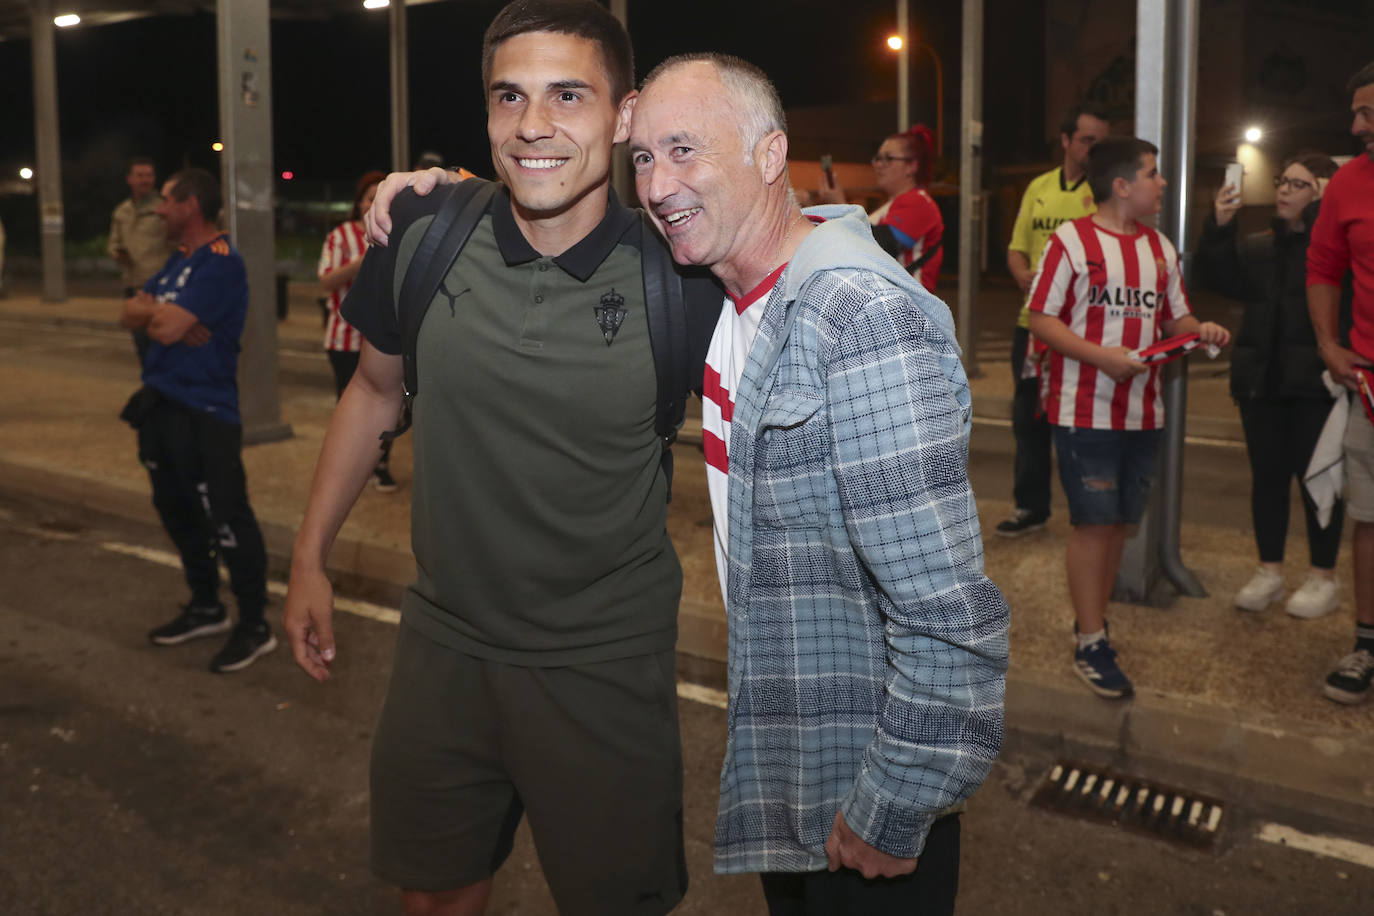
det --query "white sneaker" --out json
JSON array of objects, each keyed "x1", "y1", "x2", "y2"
[
  {"x1": 1284, "y1": 573, "x2": 1340, "y2": 619},
  {"x1": 1235, "y1": 566, "x2": 1283, "y2": 612}
]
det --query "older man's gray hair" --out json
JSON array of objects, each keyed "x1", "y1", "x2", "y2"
[{"x1": 642, "y1": 52, "x2": 787, "y2": 159}]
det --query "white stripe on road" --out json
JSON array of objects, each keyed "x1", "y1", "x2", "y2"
[
  {"x1": 98, "y1": 539, "x2": 726, "y2": 707},
  {"x1": 677, "y1": 681, "x2": 728, "y2": 709},
  {"x1": 1257, "y1": 822, "x2": 1374, "y2": 870},
  {"x1": 99, "y1": 541, "x2": 399, "y2": 623}
]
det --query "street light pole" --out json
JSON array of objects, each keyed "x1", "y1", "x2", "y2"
[
  {"x1": 389, "y1": 0, "x2": 409, "y2": 172},
  {"x1": 891, "y1": 1, "x2": 943, "y2": 158},
  {"x1": 897, "y1": 0, "x2": 910, "y2": 132},
  {"x1": 916, "y1": 41, "x2": 944, "y2": 159}
]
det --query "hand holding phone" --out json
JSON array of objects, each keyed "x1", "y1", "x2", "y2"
[{"x1": 1223, "y1": 161, "x2": 1243, "y2": 197}]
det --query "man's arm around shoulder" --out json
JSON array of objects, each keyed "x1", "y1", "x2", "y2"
[{"x1": 285, "y1": 342, "x2": 404, "y2": 681}]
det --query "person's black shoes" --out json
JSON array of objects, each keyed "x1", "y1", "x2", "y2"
[
  {"x1": 994, "y1": 508, "x2": 1049, "y2": 538},
  {"x1": 373, "y1": 465, "x2": 398, "y2": 493},
  {"x1": 148, "y1": 603, "x2": 232, "y2": 645},
  {"x1": 209, "y1": 622, "x2": 278, "y2": 674}
]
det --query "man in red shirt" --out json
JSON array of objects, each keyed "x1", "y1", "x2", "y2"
[{"x1": 1307, "y1": 61, "x2": 1374, "y2": 705}]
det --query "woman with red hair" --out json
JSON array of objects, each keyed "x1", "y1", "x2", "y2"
[{"x1": 818, "y1": 124, "x2": 945, "y2": 292}]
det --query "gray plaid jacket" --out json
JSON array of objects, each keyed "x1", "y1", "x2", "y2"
[{"x1": 714, "y1": 208, "x2": 1009, "y2": 874}]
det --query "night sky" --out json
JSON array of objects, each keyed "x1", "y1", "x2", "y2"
[{"x1": 1, "y1": 0, "x2": 969, "y2": 249}]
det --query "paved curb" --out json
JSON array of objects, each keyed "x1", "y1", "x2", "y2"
[
  {"x1": 1, "y1": 308, "x2": 1246, "y2": 441},
  {"x1": 5, "y1": 454, "x2": 1368, "y2": 819},
  {"x1": 1005, "y1": 668, "x2": 1374, "y2": 822}
]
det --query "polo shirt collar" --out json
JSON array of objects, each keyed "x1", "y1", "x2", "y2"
[{"x1": 490, "y1": 183, "x2": 639, "y2": 282}]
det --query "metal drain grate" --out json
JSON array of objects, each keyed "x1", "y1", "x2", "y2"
[{"x1": 1030, "y1": 760, "x2": 1224, "y2": 850}]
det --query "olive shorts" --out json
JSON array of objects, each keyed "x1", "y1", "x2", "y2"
[{"x1": 370, "y1": 623, "x2": 687, "y2": 915}]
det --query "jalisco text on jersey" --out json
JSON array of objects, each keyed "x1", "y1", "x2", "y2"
[{"x1": 1086, "y1": 285, "x2": 1160, "y2": 309}]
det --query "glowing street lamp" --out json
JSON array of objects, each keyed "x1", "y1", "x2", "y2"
[
  {"x1": 19, "y1": 167, "x2": 34, "y2": 180},
  {"x1": 363, "y1": 0, "x2": 389, "y2": 9},
  {"x1": 53, "y1": 13, "x2": 80, "y2": 28},
  {"x1": 1244, "y1": 126, "x2": 1262, "y2": 143},
  {"x1": 887, "y1": 35, "x2": 903, "y2": 51},
  {"x1": 211, "y1": 141, "x2": 225, "y2": 152}
]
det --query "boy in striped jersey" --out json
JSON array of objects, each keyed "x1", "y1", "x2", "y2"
[{"x1": 1027, "y1": 137, "x2": 1230, "y2": 698}]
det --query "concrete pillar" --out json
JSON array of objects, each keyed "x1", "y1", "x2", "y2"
[
  {"x1": 30, "y1": 0, "x2": 66, "y2": 302},
  {"x1": 955, "y1": 0, "x2": 983, "y2": 375},
  {"x1": 1117, "y1": 0, "x2": 1204, "y2": 602},
  {"x1": 217, "y1": 0, "x2": 291, "y2": 444},
  {"x1": 390, "y1": 0, "x2": 409, "y2": 172}
]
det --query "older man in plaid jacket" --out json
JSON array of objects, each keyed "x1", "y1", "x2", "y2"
[{"x1": 632, "y1": 54, "x2": 1010, "y2": 914}]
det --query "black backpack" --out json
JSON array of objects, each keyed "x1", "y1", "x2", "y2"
[{"x1": 381, "y1": 177, "x2": 691, "y2": 497}]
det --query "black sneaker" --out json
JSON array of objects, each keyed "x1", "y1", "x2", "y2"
[
  {"x1": 372, "y1": 465, "x2": 398, "y2": 493},
  {"x1": 209, "y1": 623, "x2": 278, "y2": 674},
  {"x1": 149, "y1": 603, "x2": 231, "y2": 646},
  {"x1": 1323, "y1": 649, "x2": 1374, "y2": 705},
  {"x1": 995, "y1": 508, "x2": 1049, "y2": 538}
]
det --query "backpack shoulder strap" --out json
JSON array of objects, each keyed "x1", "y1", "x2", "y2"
[
  {"x1": 907, "y1": 237, "x2": 942, "y2": 274},
  {"x1": 639, "y1": 212, "x2": 689, "y2": 499},
  {"x1": 383, "y1": 177, "x2": 498, "y2": 440}
]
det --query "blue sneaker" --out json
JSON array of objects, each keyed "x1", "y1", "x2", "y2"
[{"x1": 1073, "y1": 632, "x2": 1134, "y2": 699}]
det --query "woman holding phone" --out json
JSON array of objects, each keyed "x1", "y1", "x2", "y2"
[
  {"x1": 1196, "y1": 151, "x2": 1347, "y2": 617},
  {"x1": 815, "y1": 124, "x2": 944, "y2": 292}
]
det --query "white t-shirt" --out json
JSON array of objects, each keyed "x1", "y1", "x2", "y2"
[{"x1": 702, "y1": 263, "x2": 788, "y2": 602}]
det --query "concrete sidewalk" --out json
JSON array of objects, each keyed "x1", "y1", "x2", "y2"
[{"x1": 2, "y1": 286, "x2": 1370, "y2": 830}]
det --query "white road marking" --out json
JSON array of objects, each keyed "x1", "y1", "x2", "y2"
[
  {"x1": 12, "y1": 524, "x2": 79, "y2": 541},
  {"x1": 100, "y1": 540, "x2": 402, "y2": 624},
  {"x1": 676, "y1": 681, "x2": 728, "y2": 709},
  {"x1": 97, "y1": 539, "x2": 726, "y2": 707},
  {"x1": 1257, "y1": 823, "x2": 1374, "y2": 870}
]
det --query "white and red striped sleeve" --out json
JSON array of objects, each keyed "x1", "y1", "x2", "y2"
[
  {"x1": 1154, "y1": 232, "x2": 1191, "y2": 322},
  {"x1": 1026, "y1": 230, "x2": 1075, "y2": 319}
]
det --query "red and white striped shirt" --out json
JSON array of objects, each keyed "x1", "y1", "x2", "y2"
[
  {"x1": 703, "y1": 263, "x2": 787, "y2": 602},
  {"x1": 318, "y1": 220, "x2": 368, "y2": 352},
  {"x1": 1028, "y1": 216, "x2": 1191, "y2": 430}
]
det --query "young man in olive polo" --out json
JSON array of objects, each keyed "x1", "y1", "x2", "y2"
[{"x1": 282, "y1": 2, "x2": 717, "y2": 913}]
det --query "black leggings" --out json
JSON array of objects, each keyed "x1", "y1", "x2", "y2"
[{"x1": 1237, "y1": 396, "x2": 1344, "y2": 568}]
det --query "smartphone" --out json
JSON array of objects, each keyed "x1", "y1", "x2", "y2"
[
  {"x1": 820, "y1": 154, "x2": 835, "y2": 189},
  {"x1": 1223, "y1": 161, "x2": 1243, "y2": 197}
]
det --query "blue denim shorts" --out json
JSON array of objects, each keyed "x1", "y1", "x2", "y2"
[{"x1": 1053, "y1": 427, "x2": 1164, "y2": 526}]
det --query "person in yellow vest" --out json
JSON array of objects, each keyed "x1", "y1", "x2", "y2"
[{"x1": 997, "y1": 102, "x2": 1110, "y2": 537}]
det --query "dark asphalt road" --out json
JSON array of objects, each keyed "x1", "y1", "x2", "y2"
[{"x1": 4, "y1": 492, "x2": 1374, "y2": 915}]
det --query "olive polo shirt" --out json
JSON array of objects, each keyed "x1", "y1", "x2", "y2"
[{"x1": 343, "y1": 185, "x2": 720, "y2": 666}]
